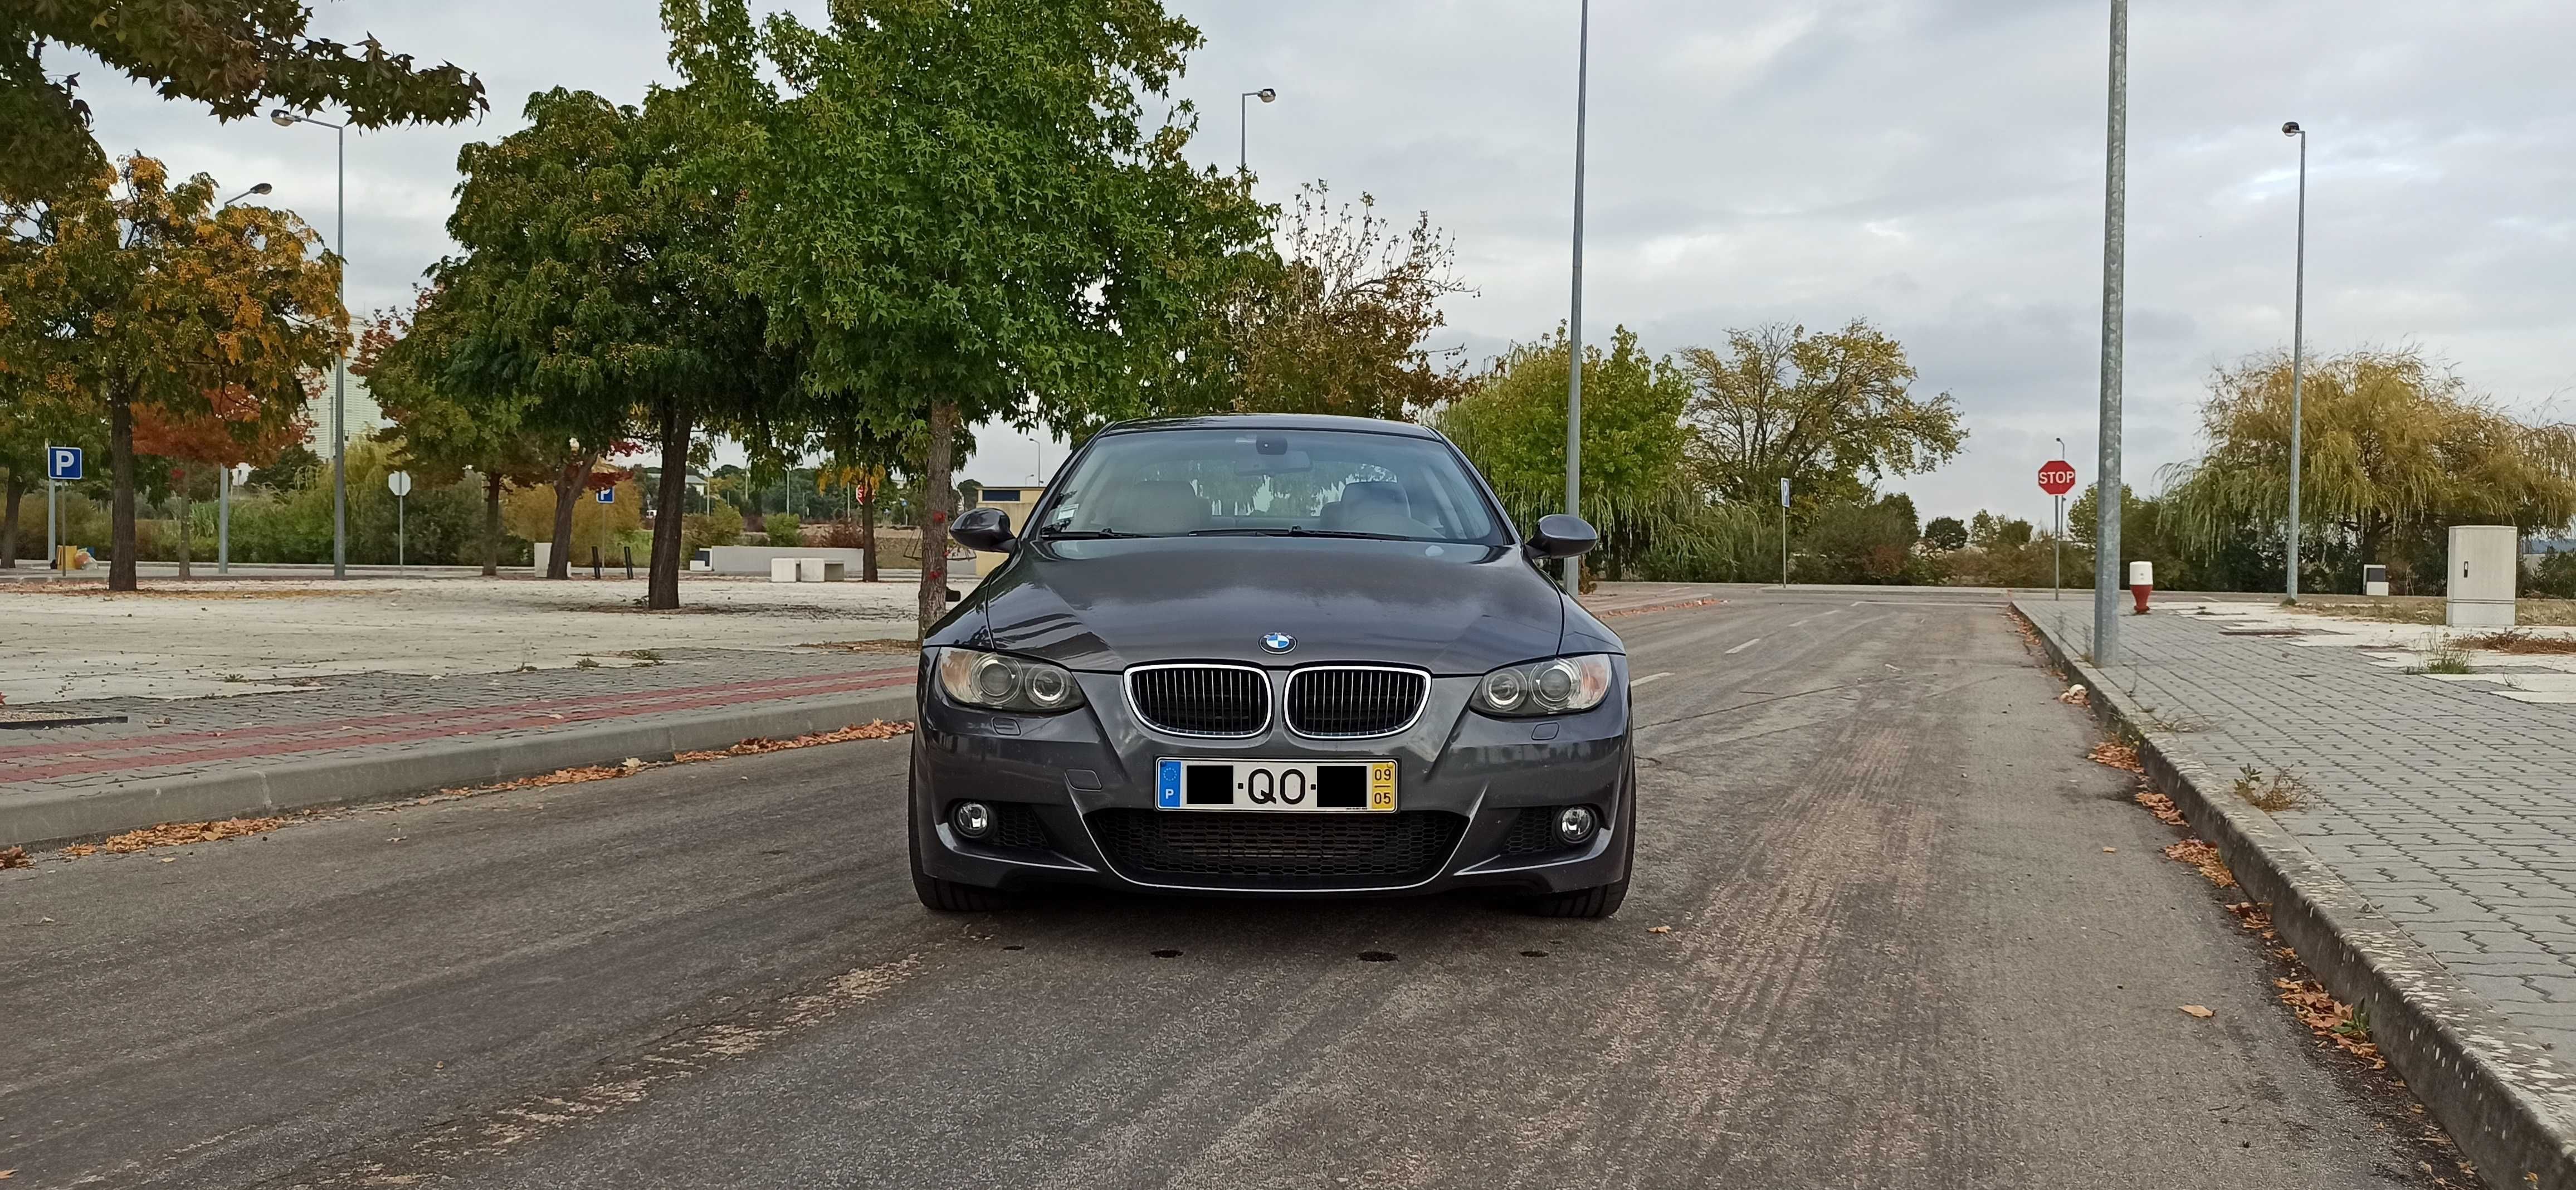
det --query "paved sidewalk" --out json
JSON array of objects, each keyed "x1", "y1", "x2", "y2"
[{"x1": 2020, "y1": 597, "x2": 2576, "y2": 1184}]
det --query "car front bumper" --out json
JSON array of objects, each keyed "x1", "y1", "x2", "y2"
[{"x1": 909, "y1": 660, "x2": 1633, "y2": 898}]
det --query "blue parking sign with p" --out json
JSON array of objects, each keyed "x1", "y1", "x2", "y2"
[
  {"x1": 47, "y1": 446, "x2": 82, "y2": 481},
  {"x1": 594, "y1": 487, "x2": 614, "y2": 504}
]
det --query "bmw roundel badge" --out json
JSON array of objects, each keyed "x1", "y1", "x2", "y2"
[{"x1": 1261, "y1": 632, "x2": 1296, "y2": 653}]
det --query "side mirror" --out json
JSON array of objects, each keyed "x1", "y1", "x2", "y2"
[
  {"x1": 1524, "y1": 513, "x2": 1598, "y2": 560},
  {"x1": 952, "y1": 506, "x2": 1016, "y2": 553}
]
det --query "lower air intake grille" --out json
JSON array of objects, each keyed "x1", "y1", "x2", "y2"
[
  {"x1": 1087, "y1": 809, "x2": 1466, "y2": 888},
  {"x1": 987, "y1": 802, "x2": 1052, "y2": 852},
  {"x1": 1500, "y1": 807, "x2": 1565, "y2": 855}
]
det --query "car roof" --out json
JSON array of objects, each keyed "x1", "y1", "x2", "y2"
[{"x1": 1096, "y1": 413, "x2": 1444, "y2": 440}]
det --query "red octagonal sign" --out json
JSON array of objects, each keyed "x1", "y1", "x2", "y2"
[{"x1": 2037, "y1": 460, "x2": 2078, "y2": 496}]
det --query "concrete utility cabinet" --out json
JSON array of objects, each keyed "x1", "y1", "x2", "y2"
[
  {"x1": 2364, "y1": 564, "x2": 2390, "y2": 597},
  {"x1": 2447, "y1": 525, "x2": 2519, "y2": 628}
]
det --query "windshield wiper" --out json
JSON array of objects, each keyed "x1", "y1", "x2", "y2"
[
  {"x1": 1189, "y1": 526, "x2": 1408, "y2": 542},
  {"x1": 1037, "y1": 526, "x2": 1150, "y2": 540}
]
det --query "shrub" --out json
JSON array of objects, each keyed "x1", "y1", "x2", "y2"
[
  {"x1": 765, "y1": 514, "x2": 802, "y2": 547},
  {"x1": 682, "y1": 504, "x2": 744, "y2": 551}
]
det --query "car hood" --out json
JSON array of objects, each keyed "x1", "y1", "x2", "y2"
[{"x1": 963, "y1": 537, "x2": 1573, "y2": 674}]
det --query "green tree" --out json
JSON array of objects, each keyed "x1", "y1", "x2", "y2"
[
  {"x1": 4, "y1": 0, "x2": 484, "y2": 202},
  {"x1": 1795, "y1": 492, "x2": 1920, "y2": 584},
  {"x1": 0, "y1": 155, "x2": 342, "y2": 589},
  {"x1": 1436, "y1": 325, "x2": 1690, "y2": 580},
  {"x1": 2161, "y1": 348, "x2": 2576, "y2": 594},
  {"x1": 1922, "y1": 515, "x2": 1968, "y2": 552},
  {"x1": 731, "y1": 0, "x2": 1269, "y2": 632},
  {"x1": 0, "y1": 387, "x2": 99, "y2": 565},
  {"x1": 358, "y1": 289, "x2": 552, "y2": 576},
  {"x1": 1680, "y1": 320, "x2": 1965, "y2": 510}
]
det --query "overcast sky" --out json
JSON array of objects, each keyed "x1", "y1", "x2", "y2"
[{"x1": 52, "y1": 0, "x2": 2576, "y2": 524}]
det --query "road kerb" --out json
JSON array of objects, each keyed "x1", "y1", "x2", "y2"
[
  {"x1": 2, "y1": 685, "x2": 915, "y2": 850},
  {"x1": 2013, "y1": 601, "x2": 2576, "y2": 1189}
]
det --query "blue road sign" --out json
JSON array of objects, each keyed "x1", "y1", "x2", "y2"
[
  {"x1": 594, "y1": 487, "x2": 614, "y2": 504},
  {"x1": 47, "y1": 446, "x2": 82, "y2": 481}
]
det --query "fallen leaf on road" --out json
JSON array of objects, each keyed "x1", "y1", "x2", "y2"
[
  {"x1": 60, "y1": 816, "x2": 289, "y2": 859},
  {"x1": 2089, "y1": 742, "x2": 2143, "y2": 772},
  {"x1": 2057, "y1": 684, "x2": 2090, "y2": 706},
  {"x1": 2275, "y1": 977, "x2": 2384, "y2": 1066},
  {"x1": 1647, "y1": 925, "x2": 1673, "y2": 934},
  {"x1": 2163, "y1": 838, "x2": 2238, "y2": 887},
  {"x1": 0, "y1": 847, "x2": 30, "y2": 869},
  {"x1": 2102, "y1": 846, "x2": 2118, "y2": 854},
  {"x1": 621, "y1": 757, "x2": 646, "y2": 772},
  {"x1": 158, "y1": 856, "x2": 176, "y2": 864},
  {"x1": 2180, "y1": 1004, "x2": 2214, "y2": 1018},
  {"x1": 2135, "y1": 788, "x2": 2187, "y2": 826}
]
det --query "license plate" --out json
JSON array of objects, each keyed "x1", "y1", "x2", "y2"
[{"x1": 1155, "y1": 759, "x2": 1397, "y2": 812}]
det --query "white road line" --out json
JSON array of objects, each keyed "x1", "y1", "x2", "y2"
[
  {"x1": 1724, "y1": 637, "x2": 1763, "y2": 655},
  {"x1": 1788, "y1": 607, "x2": 1848, "y2": 628},
  {"x1": 1630, "y1": 671, "x2": 1674, "y2": 687}
]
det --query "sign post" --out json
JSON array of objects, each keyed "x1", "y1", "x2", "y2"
[
  {"x1": 387, "y1": 471, "x2": 414, "y2": 568},
  {"x1": 2038, "y1": 458, "x2": 2079, "y2": 601},
  {"x1": 45, "y1": 446, "x2": 82, "y2": 572},
  {"x1": 1779, "y1": 477, "x2": 1791, "y2": 588}
]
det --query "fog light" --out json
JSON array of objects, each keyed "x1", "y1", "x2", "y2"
[
  {"x1": 952, "y1": 801, "x2": 994, "y2": 840},
  {"x1": 1553, "y1": 805, "x2": 1599, "y2": 846}
]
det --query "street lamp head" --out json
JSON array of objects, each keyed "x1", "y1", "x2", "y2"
[
  {"x1": 248, "y1": 182, "x2": 273, "y2": 196},
  {"x1": 270, "y1": 109, "x2": 300, "y2": 127},
  {"x1": 1257, "y1": 87, "x2": 1277, "y2": 103},
  {"x1": 2281, "y1": 120, "x2": 2302, "y2": 136}
]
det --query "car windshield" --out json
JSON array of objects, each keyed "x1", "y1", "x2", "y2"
[{"x1": 1036, "y1": 427, "x2": 1506, "y2": 545}]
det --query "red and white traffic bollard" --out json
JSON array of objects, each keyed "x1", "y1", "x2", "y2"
[{"x1": 2129, "y1": 559, "x2": 2154, "y2": 614}]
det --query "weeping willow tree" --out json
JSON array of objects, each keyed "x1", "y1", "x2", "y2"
[
  {"x1": 2160, "y1": 348, "x2": 2576, "y2": 591},
  {"x1": 1434, "y1": 325, "x2": 1771, "y2": 580}
]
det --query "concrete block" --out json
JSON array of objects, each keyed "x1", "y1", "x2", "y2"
[{"x1": 770, "y1": 558, "x2": 799, "y2": 583}]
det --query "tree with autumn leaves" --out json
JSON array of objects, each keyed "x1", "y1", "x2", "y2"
[{"x1": 0, "y1": 154, "x2": 342, "y2": 589}]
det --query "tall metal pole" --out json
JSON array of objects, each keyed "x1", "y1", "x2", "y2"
[
  {"x1": 1560, "y1": 0, "x2": 1591, "y2": 596},
  {"x1": 2285, "y1": 123, "x2": 2309, "y2": 602},
  {"x1": 2091, "y1": 0, "x2": 2128, "y2": 663},
  {"x1": 331, "y1": 120, "x2": 348, "y2": 579},
  {"x1": 218, "y1": 465, "x2": 231, "y2": 574},
  {"x1": 1238, "y1": 89, "x2": 1275, "y2": 174},
  {"x1": 46, "y1": 476, "x2": 57, "y2": 570}
]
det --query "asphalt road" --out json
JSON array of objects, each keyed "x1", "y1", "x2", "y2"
[{"x1": 0, "y1": 589, "x2": 2446, "y2": 1188}]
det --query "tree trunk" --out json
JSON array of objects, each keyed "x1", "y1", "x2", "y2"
[
  {"x1": 1, "y1": 472, "x2": 23, "y2": 568},
  {"x1": 174, "y1": 472, "x2": 192, "y2": 580},
  {"x1": 547, "y1": 452, "x2": 596, "y2": 580},
  {"x1": 649, "y1": 402, "x2": 694, "y2": 611},
  {"x1": 915, "y1": 401, "x2": 957, "y2": 637},
  {"x1": 860, "y1": 484, "x2": 878, "y2": 583},
  {"x1": 110, "y1": 392, "x2": 138, "y2": 592},
  {"x1": 483, "y1": 471, "x2": 504, "y2": 577}
]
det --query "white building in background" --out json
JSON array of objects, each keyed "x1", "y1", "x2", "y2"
[{"x1": 304, "y1": 370, "x2": 387, "y2": 452}]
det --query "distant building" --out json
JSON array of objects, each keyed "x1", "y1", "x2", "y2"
[{"x1": 304, "y1": 369, "x2": 387, "y2": 452}]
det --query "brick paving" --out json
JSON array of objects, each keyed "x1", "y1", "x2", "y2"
[
  {"x1": 0, "y1": 647, "x2": 913, "y2": 803},
  {"x1": 2019, "y1": 598, "x2": 2576, "y2": 1054}
]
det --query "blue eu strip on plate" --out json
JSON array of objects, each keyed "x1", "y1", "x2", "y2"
[{"x1": 1157, "y1": 759, "x2": 1183, "y2": 808}]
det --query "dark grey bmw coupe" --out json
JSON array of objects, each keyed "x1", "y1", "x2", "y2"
[{"x1": 909, "y1": 413, "x2": 1633, "y2": 917}]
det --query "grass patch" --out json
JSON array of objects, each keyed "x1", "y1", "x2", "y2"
[
  {"x1": 2409, "y1": 637, "x2": 2474, "y2": 675},
  {"x1": 2300, "y1": 594, "x2": 2576, "y2": 627},
  {"x1": 2456, "y1": 627, "x2": 2576, "y2": 655},
  {"x1": 2231, "y1": 764, "x2": 2312, "y2": 812}
]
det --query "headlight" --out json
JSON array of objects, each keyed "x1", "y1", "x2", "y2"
[
  {"x1": 935, "y1": 647, "x2": 1086, "y2": 713},
  {"x1": 1471, "y1": 654, "x2": 1616, "y2": 716}
]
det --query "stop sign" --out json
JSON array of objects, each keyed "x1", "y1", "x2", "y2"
[{"x1": 2037, "y1": 460, "x2": 2077, "y2": 496}]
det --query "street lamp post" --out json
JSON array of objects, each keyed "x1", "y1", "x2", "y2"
[
  {"x1": 216, "y1": 183, "x2": 270, "y2": 577},
  {"x1": 2283, "y1": 120, "x2": 2309, "y2": 602},
  {"x1": 270, "y1": 109, "x2": 348, "y2": 579},
  {"x1": 1561, "y1": 0, "x2": 1591, "y2": 597},
  {"x1": 1238, "y1": 88, "x2": 1276, "y2": 173},
  {"x1": 2091, "y1": 0, "x2": 2129, "y2": 664}
]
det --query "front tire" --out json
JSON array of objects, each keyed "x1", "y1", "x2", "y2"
[
  {"x1": 1521, "y1": 763, "x2": 1636, "y2": 919},
  {"x1": 909, "y1": 757, "x2": 1012, "y2": 913}
]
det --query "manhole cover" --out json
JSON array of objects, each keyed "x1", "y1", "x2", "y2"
[{"x1": 0, "y1": 706, "x2": 130, "y2": 730}]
